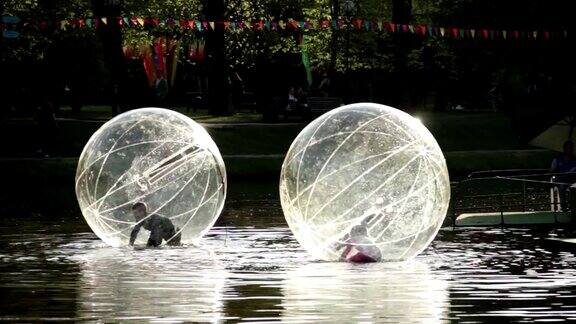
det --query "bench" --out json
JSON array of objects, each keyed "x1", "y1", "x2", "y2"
[{"x1": 307, "y1": 97, "x2": 344, "y2": 115}]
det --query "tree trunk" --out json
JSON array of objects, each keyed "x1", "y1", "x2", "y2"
[
  {"x1": 203, "y1": 0, "x2": 232, "y2": 116},
  {"x1": 391, "y1": 0, "x2": 413, "y2": 108},
  {"x1": 328, "y1": 0, "x2": 340, "y2": 75},
  {"x1": 392, "y1": 0, "x2": 412, "y2": 24},
  {"x1": 91, "y1": 0, "x2": 126, "y2": 113}
]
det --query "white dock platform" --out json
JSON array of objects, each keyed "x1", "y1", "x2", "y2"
[{"x1": 455, "y1": 211, "x2": 572, "y2": 226}]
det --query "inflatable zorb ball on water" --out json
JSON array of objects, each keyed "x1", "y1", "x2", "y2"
[
  {"x1": 279, "y1": 103, "x2": 450, "y2": 261},
  {"x1": 75, "y1": 108, "x2": 226, "y2": 247}
]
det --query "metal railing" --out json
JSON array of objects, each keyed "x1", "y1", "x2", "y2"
[{"x1": 451, "y1": 170, "x2": 575, "y2": 228}]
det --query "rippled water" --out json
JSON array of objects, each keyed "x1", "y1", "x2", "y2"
[{"x1": 1, "y1": 185, "x2": 576, "y2": 322}]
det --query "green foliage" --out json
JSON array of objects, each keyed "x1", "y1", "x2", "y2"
[{"x1": 3, "y1": 0, "x2": 564, "y2": 97}]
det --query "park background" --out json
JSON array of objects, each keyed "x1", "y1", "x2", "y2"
[{"x1": 1, "y1": 0, "x2": 575, "y2": 215}]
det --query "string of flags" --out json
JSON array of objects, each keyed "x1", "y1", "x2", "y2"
[{"x1": 2, "y1": 15, "x2": 569, "y2": 41}]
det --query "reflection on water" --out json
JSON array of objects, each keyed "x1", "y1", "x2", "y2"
[
  {"x1": 71, "y1": 244, "x2": 227, "y2": 322},
  {"x1": 1, "y1": 187, "x2": 576, "y2": 322},
  {"x1": 282, "y1": 262, "x2": 449, "y2": 323}
]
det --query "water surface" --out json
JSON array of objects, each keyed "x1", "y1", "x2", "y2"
[{"x1": 1, "y1": 184, "x2": 576, "y2": 323}]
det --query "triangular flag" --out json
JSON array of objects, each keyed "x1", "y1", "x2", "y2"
[
  {"x1": 482, "y1": 29, "x2": 489, "y2": 39},
  {"x1": 408, "y1": 25, "x2": 414, "y2": 33},
  {"x1": 543, "y1": 31, "x2": 550, "y2": 40},
  {"x1": 244, "y1": 21, "x2": 251, "y2": 29},
  {"x1": 364, "y1": 21, "x2": 370, "y2": 31},
  {"x1": 489, "y1": 30, "x2": 495, "y2": 39},
  {"x1": 123, "y1": 17, "x2": 130, "y2": 26},
  {"x1": 230, "y1": 22, "x2": 236, "y2": 30},
  {"x1": 353, "y1": 19, "x2": 362, "y2": 29},
  {"x1": 279, "y1": 20, "x2": 285, "y2": 29},
  {"x1": 60, "y1": 20, "x2": 69, "y2": 30},
  {"x1": 298, "y1": 21, "x2": 305, "y2": 28},
  {"x1": 137, "y1": 18, "x2": 144, "y2": 26},
  {"x1": 196, "y1": 21, "x2": 202, "y2": 30},
  {"x1": 402, "y1": 24, "x2": 409, "y2": 33},
  {"x1": 428, "y1": 26, "x2": 434, "y2": 35},
  {"x1": 389, "y1": 23, "x2": 396, "y2": 33},
  {"x1": 563, "y1": 30, "x2": 568, "y2": 38},
  {"x1": 419, "y1": 25, "x2": 426, "y2": 35},
  {"x1": 264, "y1": 21, "x2": 270, "y2": 30},
  {"x1": 101, "y1": 17, "x2": 107, "y2": 25},
  {"x1": 439, "y1": 27, "x2": 445, "y2": 36},
  {"x1": 224, "y1": 21, "x2": 230, "y2": 30},
  {"x1": 502, "y1": 30, "x2": 507, "y2": 39},
  {"x1": 86, "y1": 18, "x2": 93, "y2": 28},
  {"x1": 202, "y1": 21, "x2": 208, "y2": 30},
  {"x1": 532, "y1": 31, "x2": 538, "y2": 39},
  {"x1": 452, "y1": 28, "x2": 458, "y2": 38},
  {"x1": 459, "y1": 29, "x2": 465, "y2": 38},
  {"x1": 470, "y1": 29, "x2": 476, "y2": 38},
  {"x1": 209, "y1": 21, "x2": 215, "y2": 30},
  {"x1": 271, "y1": 21, "x2": 278, "y2": 30}
]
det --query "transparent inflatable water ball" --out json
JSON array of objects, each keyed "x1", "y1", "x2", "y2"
[
  {"x1": 75, "y1": 108, "x2": 226, "y2": 247},
  {"x1": 280, "y1": 103, "x2": 450, "y2": 262}
]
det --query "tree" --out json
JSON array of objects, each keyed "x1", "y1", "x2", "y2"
[{"x1": 203, "y1": 0, "x2": 232, "y2": 116}]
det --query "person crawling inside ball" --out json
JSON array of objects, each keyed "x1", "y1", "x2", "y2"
[
  {"x1": 129, "y1": 202, "x2": 182, "y2": 247},
  {"x1": 338, "y1": 222, "x2": 382, "y2": 263}
]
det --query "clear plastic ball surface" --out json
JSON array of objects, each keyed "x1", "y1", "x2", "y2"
[
  {"x1": 279, "y1": 103, "x2": 450, "y2": 262},
  {"x1": 75, "y1": 108, "x2": 226, "y2": 247}
]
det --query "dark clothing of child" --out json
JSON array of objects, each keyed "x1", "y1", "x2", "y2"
[{"x1": 130, "y1": 214, "x2": 181, "y2": 247}]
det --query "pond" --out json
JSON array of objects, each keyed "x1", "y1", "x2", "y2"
[{"x1": 1, "y1": 182, "x2": 576, "y2": 322}]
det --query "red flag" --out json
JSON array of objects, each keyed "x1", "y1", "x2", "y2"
[
  {"x1": 155, "y1": 38, "x2": 166, "y2": 78},
  {"x1": 387, "y1": 22, "x2": 395, "y2": 32},
  {"x1": 420, "y1": 25, "x2": 427, "y2": 35},
  {"x1": 452, "y1": 28, "x2": 458, "y2": 38},
  {"x1": 141, "y1": 46, "x2": 156, "y2": 87},
  {"x1": 482, "y1": 29, "x2": 489, "y2": 39},
  {"x1": 544, "y1": 31, "x2": 550, "y2": 40}
]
